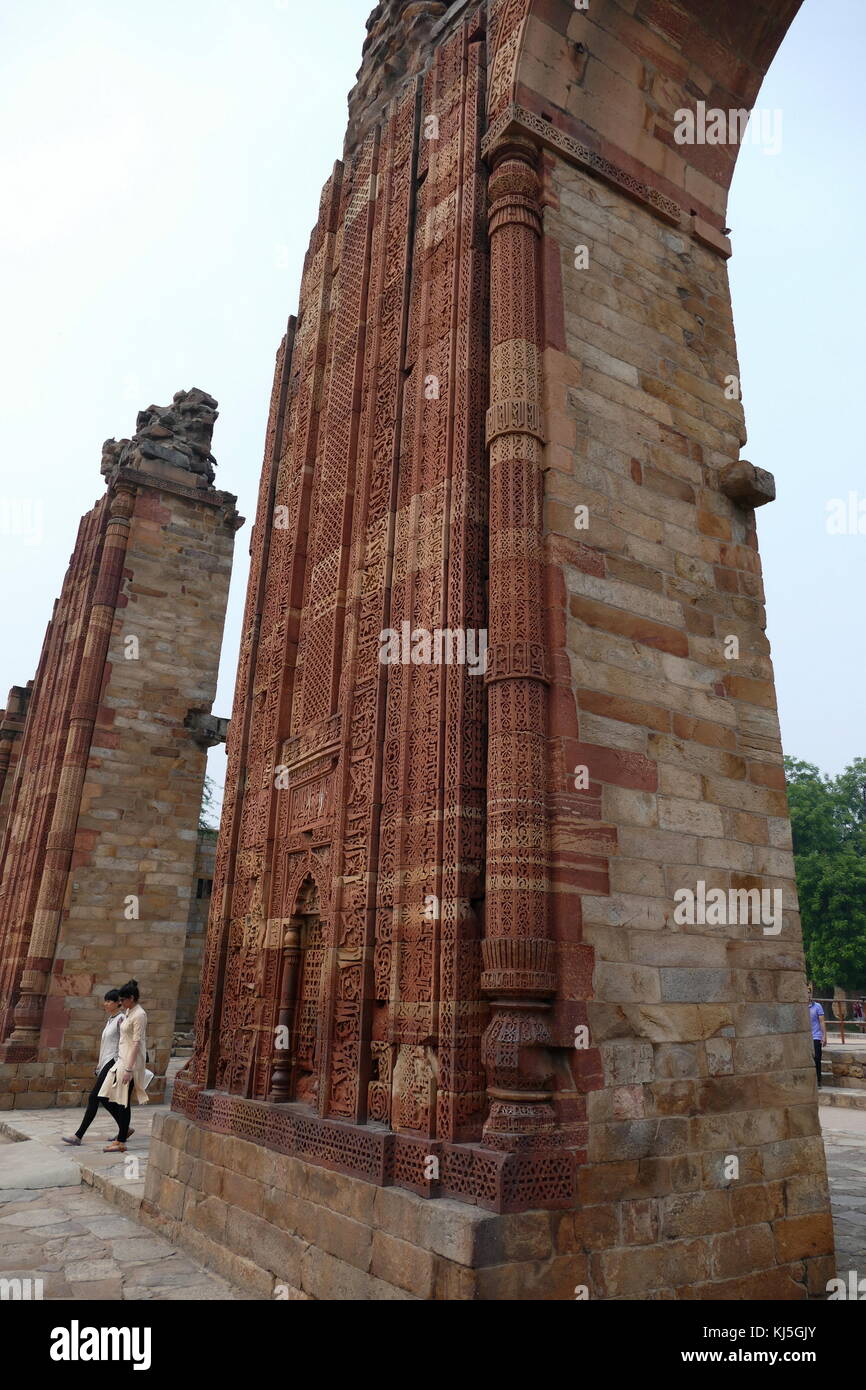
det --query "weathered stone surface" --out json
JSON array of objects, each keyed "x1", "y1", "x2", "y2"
[
  {"x1": 102, "y1": 388, "x2": 220, "y2": 486},
  {"x1": 719, "y1": 460, "x2": 777, "y2": 509},
  {"x1": 0, "y1": 1140, "x2": 81, "y2": 1191},
  {"x1": 140, "y1": 0, "x2": 832, "y2": 1300},
  {"x1": 0, "y1": 396, "x2": 240, "y2": 1106}
]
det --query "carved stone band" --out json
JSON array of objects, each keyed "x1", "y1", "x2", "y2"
[
  {"x1": 483, "y1": 103, "x2": 684, "y2": 228},
  {"x1": 488, "y1": 196, "x2": 543, "y2": 238},
  {"x1": 481, "y1": 937, "x2": 556, "y2": 997},
  {"x1": 485, "y1": 399, "x2": 545, "y2": 447},
  {"x1": 484, "y1": 640, "x2": 548, "y2": 684}
]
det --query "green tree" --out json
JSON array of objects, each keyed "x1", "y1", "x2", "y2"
[
  {"x1": 199, "y1": 774, "x2": 220, "y2": 837},
  {"x1": 785, "y1": 756, "x2": 866, "y2": 992}
]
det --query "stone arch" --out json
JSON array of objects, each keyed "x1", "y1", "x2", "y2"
[
  {"x1": 267, "y1": 870, "x2": 327, "y2": 1106},
  {"x1": 489, "y1": 0, "x2": 803, "y2": 241}
]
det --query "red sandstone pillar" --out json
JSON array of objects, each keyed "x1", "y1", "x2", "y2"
[
  {"x1": 7, "y1": 484, "x2": 135, "y2": 1051},
  {"x1": 481, "y1": 138, "x2": 557, "y2": 1148},
  {"x1": 0, "y1": 737, "x2": 12, "y2": 811}
]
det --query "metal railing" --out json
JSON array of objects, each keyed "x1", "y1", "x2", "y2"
[{"x1": 813, "y1": 997, "x2": 866, "y2": 1044}]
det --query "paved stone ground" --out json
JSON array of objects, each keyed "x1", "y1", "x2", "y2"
[
  {"x1": 0, "y1": 1062, "x2": 253, "y2": 1301},
  {"x1": 820, "y1": 1107, "x2": 866, "y2": 1279},
  {"x1": 0, "y1": 1181, "x2": 251, "y2": 1300}
]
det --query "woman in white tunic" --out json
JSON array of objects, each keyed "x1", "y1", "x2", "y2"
[
  {"x1": 98, "y1": 979, "x2": 148, "y2": 1152},
  {"x1": 61, "y1": 989, "x2": 124, "y2": 1146}
]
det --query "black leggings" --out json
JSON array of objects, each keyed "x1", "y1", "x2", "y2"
[
  {"x1": 814, "y1": 1040, "x2": 823, "y2": 1088},
  {"x1": 99, "y1": 1080, "x2": 134, "y2": 1141},
  {"x1": 75, "y1": 1060, "x2": 116, "y2": 1139}
]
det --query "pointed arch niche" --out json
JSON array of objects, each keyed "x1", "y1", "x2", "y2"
[{"x1": 268, "y1": 875, "x2": 325, "y2": 1106}]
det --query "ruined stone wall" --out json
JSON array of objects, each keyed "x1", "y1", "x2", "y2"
[
  {"x1": 0, "y1": 503, "x2": 110, "y2": 1046},
  {"x1": 176, "y1": 832, "x2": 217, "y2": 1038},
  {"x1": 540, "y1": 156, "x2": 828, "y2": 1299},
  {"x1": 149, "y1": 0, "x2": 833, "y2": 1299},
  {"x1": 0, "y1": 392, "x2": 240, "y2": 1109},
  {"x1": 0, "y1": 687, "x2": 31, "y2": 845},
  {"x1": 44, "y1": 481, "x2": 237, "y2": 1097}
]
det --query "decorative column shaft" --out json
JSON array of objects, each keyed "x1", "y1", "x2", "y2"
[
  {"x1": 8, "y1": 484, "x2": 135, "y2": 1050},
  {"x1": 0, "y1": 737, "x2": 13, "y2": 809},
  {"x1": 481, "y1": 139, "x2": 556, "y2": 1148},
  {"x1": 267, "y1": 922, "x2": 302, "y2": 1102}
]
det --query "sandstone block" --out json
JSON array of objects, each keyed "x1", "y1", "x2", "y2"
[
  {"x1": 371, "y1": 1230, "x2": 436, "y2": 1298},
  {"x1": 719, "y1": 460, "x2": 775, "y2": 509},
  {"x1": 661, "y1": 1191, "x2": 732, "y2": 1240},
  {"x1": 774, "y1": 1213, "x2": 835, "y2": 1264}
]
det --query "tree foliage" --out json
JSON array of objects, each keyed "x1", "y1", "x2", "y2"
[
  {"x1": 785, "y1": 756, "x2": 866, "y2": 991},
  {"x1": 199, "y1": 774, "x2": 220, "y2": 837}
]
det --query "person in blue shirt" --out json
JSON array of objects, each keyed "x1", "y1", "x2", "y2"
[{"x1": 808, "y1": 985, "x2": 827, "y2": 1088}]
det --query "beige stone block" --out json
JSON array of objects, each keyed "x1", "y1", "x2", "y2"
[
  {"x1": 300, "y1": 1245, "x2": 414, "y2": 1301},
  {"x1": 371, "y1": 1230, "x2": 436, "y2": 1299},
  {"x1": 593, "y1": 1243, "x2": 665, "y2": 1297},
  {"x1": 565, "y1": 564, "x2": 682, "y2": 627},
  {"x1": 602, "y1": 787, "x2": 659, "y2": 829},
  {"x1": 432, "y1": 1260, "x2": 477, "y2": 1301},
  {"x1": 187, "y1": 1193, "x2": 228, "y2": 1245},
  {"x1": 658, "y1": 765, "x2": 702, "y2": 799},
  {"x1": 783, "y1": 1173, "x2": 830, "y2": 1218},
  {"x1": 695, "y1": 836, "x2": 753, "y2": 872},
  {"x1": 608, "y1": 858, "x2": 666, "y2": 897},
  {"x1": 618, "y1": 826, "x2": 697, "y2": 864},
  {"x1": 596, "y1": 962, "x2": 660, "y2": 1004},
  {"x1": 729, "y1": 1182, "x2": 785, "y2": 1228},
  {"x1": 471, "y1": 1210, "x2": 554, "y2": 1268},
  {"x1": 14, "y1": 1092, "x2": 54, "y2": 1109},
  {"x1": 622, "y1": 1003, "x2": 733, "y2": 1043},
  {"x1": 474, "y1": 1253, "x2": 584, "y2": 1301},
  {"x1": 767, "y1": 816, "x2": 793, "y2": 850},
  {"x1": 222, "y1": 1170, "x2": 264, "y2": 1218},
  {"x1": 659, "y1": 796, "x2": 724, "y2": 837},
  {"x1": 627, "y1": 930, "x2": 726, "y2": 968},
  {"x1": 774, "y1": 1213, "x2": 835, "y2": 1264},
  {"x1": 661, "y1": 1235, "x2": 715, "y2": 1290},
  {"x1": 601, "y1": 1040, "x2": 655, "y2": 1087},
  {"x1": 155, "y1": 1174, "x2": 186, "y2": 1220},
  {"x1": 661, "y1": 1190, "x2": 732, "y2": 1240},
  {"x1": 583, "y1": 893, "x2": 664, "y2": 931}
]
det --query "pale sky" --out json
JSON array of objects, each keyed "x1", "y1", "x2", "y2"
[{"x1": 0, "y1": 0, "x2": 863, "y2": 817}]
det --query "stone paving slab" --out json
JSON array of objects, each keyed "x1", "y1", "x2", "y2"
[
  {"x1": 0, "y1": 1099, "x2": 162, "y2": 1207},
  {"x1": 0, "y1": 1091, "x2": 253, "y2": 1301},
  {"x1": 0, "y1": 1138, "x2": 82, "y2": 1190},
  {"x1": 0, "y1": 1183, "x2": 253, "y2": 1301}
]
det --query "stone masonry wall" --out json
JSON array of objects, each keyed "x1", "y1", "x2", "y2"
[
  {"x1": 176, "y1": 832, "x2": 217, "y2": 1038},
  {"x1": 0, "y1": 392, "x2": 240, "y2": 1111},
  {"x1": 30, "y1": 483, "x2": 234, "y2": 1106},
  {"x1": 539, "y1": 152, "x2": 832, "y2": 1296},
  {"x1": 143, "y1": 1109, "x2": 582, "y2": 1300},
  {"x1": 0, "y1": 502, "x2": 110, "y2": 1046},
  {"x1": 145, "y1": 0, "x2": 833, "y2": 1300},
  {"x1": 0, "y1": 687, "x2": 30, "y2": 838}
]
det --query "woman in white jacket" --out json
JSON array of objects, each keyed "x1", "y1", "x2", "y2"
[
  {"x1": 61, "y1": 989, "x2": 125, "y2": 1146},
  {"x1": 98, "y1": 979, "x2": 149, "y2": 1152}
]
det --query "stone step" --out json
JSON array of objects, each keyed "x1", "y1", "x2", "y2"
[{"x1": 819, "y1": 1087, "x2": 866, "y2": 1110}]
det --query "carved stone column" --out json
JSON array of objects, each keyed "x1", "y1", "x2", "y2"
[
  {"x1": 267, "y1": 921, "x2": 302, "y2": 1102},
  {"x1": 0, "y1": 733, "x2": 14, "y2": 812},
  {"x1": 7, "y1": 483, "x2": 135, "y2": 1050},
  {"x1": 481, "y1": 138, "x2": 557, "y2": 1148},
  {"x1": 0, "y1": 687, "x2": 28, "y2": 815}
]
